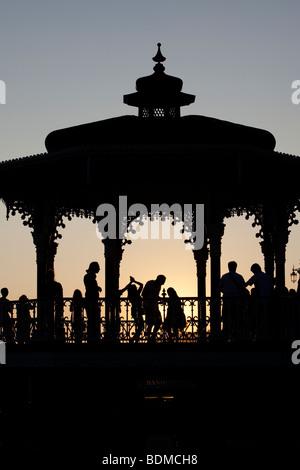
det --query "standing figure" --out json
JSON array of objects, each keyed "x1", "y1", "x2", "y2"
[
  {"x1": 70, "y1": 289, "x2": 85, "y2": 344},
  {"x1": 245, "y1": 263, "x2": 274, "y2": 297},
  {"x1": 45, "y1": 269, "x2": 64, "y2": 341},
  {"x1": 84, "y1": 262, "x2": 102, "y2": 342},
  {"x1": 163, "y1": 287, "x2": 186, "y2": 342},
  {"x1": 0, "y1": 288, "x2": 14, "y2": 343},
  {"x1": 245, "y1": 263, "x2": 274, "y2": 336},
  {"x1": 16, "y1": 295, "x2": 34, "y2": 344},
  {"x1": 142, "y1": 274, "x2": 166, "y2": 342},
  {"x1": 219, "y1": 261, "x2": 248, "y2": 336}
]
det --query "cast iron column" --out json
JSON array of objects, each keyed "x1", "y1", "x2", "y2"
[
  {"x1": 273, "y1": 230, "x2": 288, "y2": 293},
  {"x1": 193, "y1": 243, "x2": 209, "y2": 337},
  {"x1": 103, "y1": 238, "x2": 123, "y2": 339},
  {"x1": 32, "y1": 205, "x2": 60, "y2": 339},
  {"x1": 207, "y1": 222, "x2": 225, "y2": 337}
]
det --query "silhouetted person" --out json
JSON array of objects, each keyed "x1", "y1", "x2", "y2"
[
  {"x1": 119, "y1": 276, "x2": 144, "y2": 342},
  {"x1": 16, "y1": 294, "x2": 33, "y2": 344},
  {"x1": 0, "y1": 288, "x2": 14, "y2": 342},
  {"x1": 70, "y1": 289, "x2": 85, "y2": 344},
  {"x1": 219, "y1": 261, "x2": 246, "y2": 297},
  {"x1": 245, "y1": 263, "x2": 274, "y2": 336},
  {"x1": 142, "y1": 274, "x2": 166, "y2": 342},
  {"x1": 84, "y1": 261, "x2": 102, "y2": 342},
  {"x1": 163, "y1": 287, "x2": 186, "y2": 342},
  {"x1": 245, "y1": 263, "x2": 273, "y2": 297},
  {"x1": 219, "y1": 261, "x2": 248, "y2": 336},
  {"x1": 45, "y1": 269, "x2": 64, "y2": 341}
]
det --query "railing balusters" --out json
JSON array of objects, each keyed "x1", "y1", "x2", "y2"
[{"x1": 0, "y1": 296, "x2": 299, "y2": 344}]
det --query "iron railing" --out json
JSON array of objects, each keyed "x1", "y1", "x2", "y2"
[{"x1": 0, "y1": 295, "x2": 299, "y2": 343}]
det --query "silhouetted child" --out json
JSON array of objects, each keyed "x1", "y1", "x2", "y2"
[
  {"x1": 16, "y1": 295, "x2": 33, "y2": 344},
  {"x1": 0, "y1": 288, "x2": 14, "y2": 343},
  {"x1": 119, "y1": 276, "x2": 144, "y2": 342},
  {"x1": 70, "y1": 289, "x2": 85, "y2": 344},
  {"x1": 163, "y1": 287, "x2": 186, "y2": 342}
]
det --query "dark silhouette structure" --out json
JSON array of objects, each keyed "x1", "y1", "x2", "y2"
[
  {"x1": 0, "y1": 44, "x2": 298, "y2": 341},
  {"x1": 124, "y1": 42, "x2": 195, "y2": 118},
  {"x1": 0, "y1": 44, "x2": 300, "y2": 459}
]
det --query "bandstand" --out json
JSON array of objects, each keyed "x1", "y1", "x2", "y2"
[
  {"x1": 0, "y1": 44, "x2": 300, "y2": 459},
  {"x1": 0, "y1": 44, "x2": 299, "y2": 341}
]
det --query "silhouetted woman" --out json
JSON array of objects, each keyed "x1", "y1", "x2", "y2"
[
  {"x1": 70, "y1": 289, "x2": 85, "y2": 344},
  {"x1": 84, "y1": 262, "x2": 102, "y2": 342},
  {"x1": 163, "y1": 287, "x2": 186, "y2": 342}
]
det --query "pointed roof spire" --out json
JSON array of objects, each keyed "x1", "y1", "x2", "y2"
[{"x1": 152, "y1": 43, "x2": 166, "y2": 63}]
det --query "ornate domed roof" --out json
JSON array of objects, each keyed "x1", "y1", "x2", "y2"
[{"x1": 123, "y1": 43, "x2": 195, "y2": 118}]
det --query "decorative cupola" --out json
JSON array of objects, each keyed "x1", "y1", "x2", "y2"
[{"x1": 123, "y1": 43, "x2": 195, "y2": 118}]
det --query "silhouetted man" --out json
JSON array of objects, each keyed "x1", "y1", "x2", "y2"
[
  {"x1": 45, "y1": 269, "x2": 64, "y2": 341},
  {"x1": 219, "y1": 261, "x2": 246, "y2": 298},
  {"x1": 219, "y1": 261, "x2": 247, "y2": 336},
  {"x1": 142, "y1": 274, "x2": 166, "y2": 342}
]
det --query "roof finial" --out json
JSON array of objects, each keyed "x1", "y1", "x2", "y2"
[{"x1": 152, "y1": 43, "x2": 166, "y2": 63}]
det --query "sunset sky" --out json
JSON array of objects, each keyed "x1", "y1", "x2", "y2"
[{"x1": 1, "y1": 0, "x2": 300, "y2": 301}]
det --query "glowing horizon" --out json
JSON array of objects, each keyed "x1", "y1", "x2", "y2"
[{"x1": 1, "y1": 200, "x2": 299, "y2": 302}]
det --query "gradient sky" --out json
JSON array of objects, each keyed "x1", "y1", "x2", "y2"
[{"x1": 1, "y1": 0, "x2": 300, "y2": 300}]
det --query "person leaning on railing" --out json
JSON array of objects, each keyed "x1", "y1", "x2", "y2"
[{"x1": 245, "y1": 263, "x2": 274, "y2": 298}]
